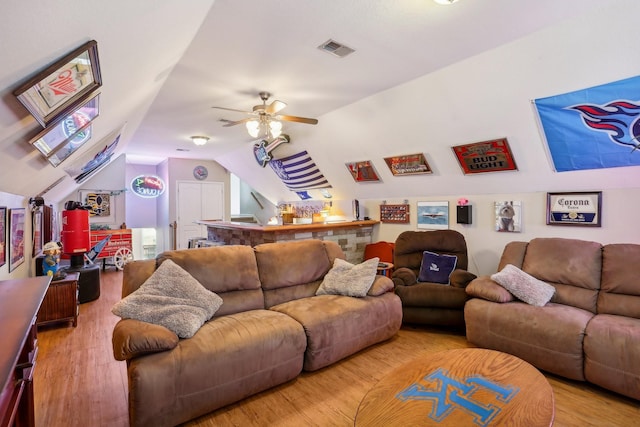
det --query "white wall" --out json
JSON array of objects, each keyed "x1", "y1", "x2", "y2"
[{"x1": 125, "y1": 163, "x2": 160, "y2": 229}]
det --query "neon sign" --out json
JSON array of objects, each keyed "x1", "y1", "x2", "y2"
[{"x1": 130, "y1": 175, "x2": 165, "y2": 198}]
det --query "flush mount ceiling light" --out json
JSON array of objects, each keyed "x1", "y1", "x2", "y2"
[
  {"x1": 191, "y1": 135, "x2": 209, "y2": 146},
  {"x1": 433, "y1": 0, "x2": 460, "y2": 4}
]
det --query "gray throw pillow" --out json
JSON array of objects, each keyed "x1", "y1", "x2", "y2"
[
  {"x1": 112, "y1": 259, "x2": 223, "y2": 338},
  {"x1": 316, "y1": 257, "x2": 379, "y2": 298},
  {"x1": 491, "y1": 264, "x2": 555, "y2": 306}
]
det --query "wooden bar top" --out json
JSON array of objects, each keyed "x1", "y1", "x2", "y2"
[
  {"x1": 0, "y1": 276, "x2": 51, "y2": 397},
  {"x1": 197, "y1": 219, "x2": 378, "y2": 233}
]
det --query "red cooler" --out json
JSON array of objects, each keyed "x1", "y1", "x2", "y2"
[{"x1": 61, "y1": 210, "x2": 90, "y2": 254}]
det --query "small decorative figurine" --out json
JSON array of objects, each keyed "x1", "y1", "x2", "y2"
[{"x1": 42, "y1": 241, "x2": 65, "y2": 279}]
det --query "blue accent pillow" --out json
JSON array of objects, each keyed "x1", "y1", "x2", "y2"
[{"x1": 418, "y1": 251, "x2": 458, "y2": 284}]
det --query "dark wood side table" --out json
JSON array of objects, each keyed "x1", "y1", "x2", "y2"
[{"x1": 37, "y1": 272, "x2": 79, "y2": 328}]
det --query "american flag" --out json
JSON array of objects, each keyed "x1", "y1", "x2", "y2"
[{"x1": 269, "y1": 150, "x2": 331, "y2": 191}]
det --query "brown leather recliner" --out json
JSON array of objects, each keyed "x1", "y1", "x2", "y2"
[{"x1": 392, "y1": 230, "x2": 476, "y2": 327}]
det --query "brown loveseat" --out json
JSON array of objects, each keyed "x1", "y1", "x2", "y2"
[
  {"x1": 392, "y1": 230, "x2": 477, "y2": 327},
  {"x1": 465, "y1": 237, "x2": 640, "y2": 400},
  {"x1": 112, "y1": 239, "x2": 402, "y2": 427}
]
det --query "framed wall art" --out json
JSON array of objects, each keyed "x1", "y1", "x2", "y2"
[
  {"x1": 13, "y1": 40, "x2": 102, "y2": 127},
  {"x1": 380, "y1": 204, "x2": 410, "y2": 224},
  {"x1": 30, "y1": 92, "x2": 100, "y2": 167},
  {"x1": 346, "y1": 160, "x2": 382, "y2": 183},
  {"x1": 495, "y1": 201, "x2": 522, "y2": 232},
  {"x1": 452, "y1": 138, "x2": 518, "y2": 174},
  {"x1": 417, "y1": 201, "x2": 449, "y2": 230},
  {"x1": 383, "y1": 153, "x2": 432, "y2": 176},
  {"x1": 547, "y1": 191, "x2": 602, "y2": 227},
  {"x1": 0, "y1": 206, "x2": 6, "y2": 268},
  {"x1": 9, "y1": 208, "x2": 26, "y2": 272}
]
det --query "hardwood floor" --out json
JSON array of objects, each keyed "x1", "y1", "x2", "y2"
[{"x1": 34, "y1": 270, "x2": 639, "y2": 427}]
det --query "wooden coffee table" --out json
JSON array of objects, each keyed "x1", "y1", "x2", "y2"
[{"x1": 355, "y1": 348, "x2": 554, "y2": 426}]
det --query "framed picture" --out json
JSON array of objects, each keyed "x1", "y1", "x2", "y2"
[
  {"x1": 32, "y1": 209, "x2": 43, "y2": 257},
  {"x1": 9, "y1": 208, "x2": 26, "y2": 272},
  {"x1": 64, "y1": 126, "x2": 123, "y2": 184},
  {"x1": 383, "y1": 153, "x2": 432, "y2": 176},
  {"x1": 29, "y1": 92, "x2": 100, "y2": 167},
  {"x1": 380, "y1": 204, "x2": 410, "y2": 224},
  {"x1": 547, "y1": 191, "x2": 602, "y2": 227},
  {"x1": 0, "y1": 207, "x2": 6, "y2": 268},
  {"x1": 346, "y1": 160, "x2": 382, "y2": 183},
  {"x1": 495, "y1": 201, "x2": 522, "y2": 232},
  {"x1": 13, "y1": 40, "x2": 102, "y2": 127},
  {"x1": 452, "y1": 138, "x2": 518, "y2": 174},
  {"x1": 417, "y1": 201, "x2": 449, "y2": 230}
]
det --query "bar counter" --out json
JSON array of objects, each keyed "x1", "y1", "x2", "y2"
[{"x1": 197, "y1": 219, "x2": 379, "y2": 263}]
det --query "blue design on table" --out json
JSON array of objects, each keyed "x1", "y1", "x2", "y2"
[{"x1": 396, "y1": 368, "x2": 519, "y2": 426}]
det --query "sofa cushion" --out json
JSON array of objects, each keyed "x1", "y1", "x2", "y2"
[
  {"x1": 466, "y1": 276, "x2": 515, "y2": 303},
  {"x1": 112, "y1": 319, "x2": 179, "y2": 361},
  {"x1": 491, "y1": 264, "x2": 555, "y2": 306},
  {"x1": 598, "y1": 244, "x2": 640, "y2": 318},
  {"x1": 418, "y1": 251, "x2": 457, "y2": 284},
  {"x1": 368, "y1": 275, "x2": 395, "y2": 296},
  {"x1": 584, "y1": 314, "x2": 640, "y2": 400},
  {"x1": 316, "y1": 257, "x2": 379, "y2": 297},
  {"x1": 112, "y1": 259, "x2": 223, "y2": 338}
]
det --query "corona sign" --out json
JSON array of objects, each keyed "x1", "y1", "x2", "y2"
[{"x1": 130, "y1": 175, "x2": 165, "y2": 198}]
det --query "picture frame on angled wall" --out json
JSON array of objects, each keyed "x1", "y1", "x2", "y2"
[
  {"x1": 32, "y1": 209, "x2": 43, "y2": 257},
  {"x1": 547, "y1": 191, "x2": 602, "y2": 227},
  {"x1": 9, "y1": 208, "x2": 26, "y2": 272},
  {"x1": 0, "y1": 206, "x2": 6, "y2": 268},
  {"x1": 13, "y1": 40, "x2": 102, "y2": 127},
  {"x1": 452, "y1": 138, "x2": 518, "y2": 174},
  {"x1": 417, "y1": 201, "x2": 449, "y2": 230},
  {"x1": 345, "y1": 160, "x2": 382, "y2": 183},
  {"x1": 383, "y1": 153, "x2": 432, "y2": 176}
]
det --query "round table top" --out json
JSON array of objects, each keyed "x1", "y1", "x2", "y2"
[{"x1": 355, "y1": 348, "x2": 555, "y2": 426}]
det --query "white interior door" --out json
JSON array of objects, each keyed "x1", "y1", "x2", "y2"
[{"x1": 177, "y1": 181, "x2": 224, "y2": 249}]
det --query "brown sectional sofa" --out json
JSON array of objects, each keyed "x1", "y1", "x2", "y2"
[
  {"x1": 465, "y1": 237, "x2": 640, "y2": 401},
  {"x1": 112, "y1": 239, "x2": 402, "y2": 427}
]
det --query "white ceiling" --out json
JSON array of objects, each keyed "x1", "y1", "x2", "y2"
[{"x1": 0, "y1": 0, "x2": 612, "y2": 203}]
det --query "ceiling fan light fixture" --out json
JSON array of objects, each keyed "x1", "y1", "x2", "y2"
[
  {"x1": 269, "y1": 120, "x2": 282, "y2": 138},
  {"x1": 246, "y1": 120, "x2": 260, "y2": 138},
  {"x1": 191, "y1": 135, "x2": 209, "y2": 146}
]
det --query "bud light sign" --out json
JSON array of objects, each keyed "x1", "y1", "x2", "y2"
[{"x1": 131, "y1": 175, "x2": 165, "y2": 198}]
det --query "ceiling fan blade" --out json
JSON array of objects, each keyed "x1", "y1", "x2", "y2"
[
  {"x1": 212, "y1": 106, "x2": 253, "y2": 114},
  {"x1": 276, "y1": 114, "x2": 318, "y2": 125},
  {"x1": 220, "y1": 118, "x2": 252, "y2": 127},
  {"x1": 265, "y1": 100, "x2": 287, "y2": 115}
]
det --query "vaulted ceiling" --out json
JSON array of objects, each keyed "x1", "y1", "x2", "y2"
[{"x1": 1, "y1": 0, "x2": 631, "y2": 205}]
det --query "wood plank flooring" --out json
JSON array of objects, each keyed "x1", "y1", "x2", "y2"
[{"x1": 34, "y1": 270, "x2": 639, "y2": 426}]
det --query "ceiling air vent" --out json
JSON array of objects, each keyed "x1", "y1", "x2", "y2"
[{"x1": 318, "y1": 39, "x2": 355, "y2": 58}]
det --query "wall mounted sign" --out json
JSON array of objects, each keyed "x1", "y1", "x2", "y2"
[
  {"x1": 452, "y1": 138, "x2": 518, "y2": 174},
  {"x1": 346, "y1": 160, "x2": 382, "y2": 183},
  {"x1": 130, "y1": 175, "x2": 166, "y2": 198},
  {"x1": 254, "y1": 134, "x2": 290, "y2": 167},
  {"x1": 384, "y1": 153, "x2": 432, "y2": 176},
  {"x1": 546, "y1": 191, "x2": 601, "y2": 227},
  {"x1": 65, "y1": 126, "x2": 123, "y2": 184},
  {"x1": 13, "y1": 40, "x2": 102, "y2": 127},
  {"x1": 193, "y1": 165, "x2": 208, "y2": 180}
]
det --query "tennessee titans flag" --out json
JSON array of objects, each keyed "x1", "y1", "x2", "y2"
[
  {"x1": 534, "y1": 75, "x2": 640, "y2": 172},
  {"x1": 269, "y1": 150, "x2": 331, "y2": 193}
]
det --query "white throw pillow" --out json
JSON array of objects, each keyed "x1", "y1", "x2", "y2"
[
  {"x1": 316, "y1": 257, "x2": 379, "y2": 298},
  {"x1": 112, "y1": 259, "x2": 223, "y2": 338},
  {"x1": 491, "y1": 264, "x2": 555, "y2": 307}
]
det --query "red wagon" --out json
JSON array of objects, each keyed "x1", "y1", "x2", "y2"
[{"x1": 89, "y1": 228, "x2": 133, "y2": 270}]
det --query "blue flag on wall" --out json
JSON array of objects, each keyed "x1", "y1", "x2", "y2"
[{"x1": 534, "y1": 75, "x2": 640, "y2": 172}]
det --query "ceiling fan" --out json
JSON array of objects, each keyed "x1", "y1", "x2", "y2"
[{"x1": 212, "y1": 91, "x2": 318, "y2": 138}]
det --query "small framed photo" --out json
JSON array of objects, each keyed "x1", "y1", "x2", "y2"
[
  {"x1": 383, "y1": 153, "x2": 432, "y2": 176},
  {"x1": 417, "y1": 201, "x2": 449, "y2": 230},
  {"x1": 29, "y1": 92, "x2": 100, "y2": 167},
  {"x1": 13, "y1": 40, "x2": 102, "y2": 127},
  {"x1": 9, "y1": 208, "x2": 26, "y2": 272},
  {"x1": 547, "y1": 191, "x2": 602, "y2": 227},
  {"x1": 345, "y1": 160, "x2": 382, "y2": 183},
  {"x1": 495, "y1": 201, "x2": 522, "y2": 232},
  {"x1": 0, "y1": 206, "x2": 6, "y2": 268},
  {"x1": 452, "y1": 138, "x2": 518, "y2": 174}
]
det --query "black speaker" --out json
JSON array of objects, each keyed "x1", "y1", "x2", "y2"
[{"x1": 457, "y1": 205, "x2": 472, "y2": 224}]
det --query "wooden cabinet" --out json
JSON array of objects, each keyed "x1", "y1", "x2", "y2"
[
  {"x1": 0, "y1": 276, "x2": 50, "y2": 427},
  {"x1": 37, "y1": 273, "x2": 79, "y2": 328}
]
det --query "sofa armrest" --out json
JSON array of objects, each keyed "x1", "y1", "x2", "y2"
[
  {"x1": 112, "y1": 318, "x2": 179, "y2": 361},
  {"x1": 368, "y1": 275, "x2": 395, "y2": 296},
  {"x1": 391, "y1": 267, "x2": 417, "y2": 287},
  {"x1": 465, "y1": 276, "x2": 515, "y2": 303},
  {"x1": 450, "y1": 269, "x2": 477, "y2": 288}
]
